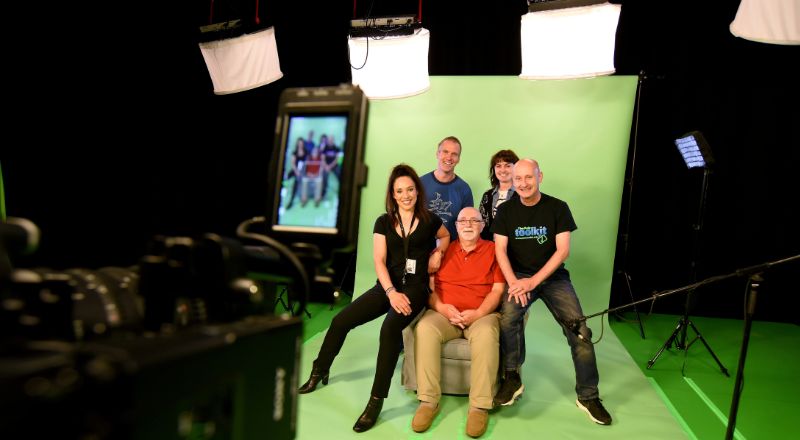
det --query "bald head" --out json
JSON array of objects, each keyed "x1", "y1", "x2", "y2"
[
  {"x1": 455, "y1": 206, "x2": 484, "y2": 245},
  {"x1": 459, "y1": 206, "x2": 481, "y2": 220},
  {"x1": 513, "y1": 158, "x2": 539, "y2": 174},
  {"x1": 512, "y1": 158, "x2": 543, "y2": 206}
]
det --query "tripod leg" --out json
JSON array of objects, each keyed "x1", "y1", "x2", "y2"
[
  {"x1": 275, "y1": 287, "x2": 290, "y2": 311},
  {"x1": 623, "y1": 271, "x2": 646, "y2": 339},
  {"x1": 275, "y1": 286, "x2": 312, "y2": 319},
  {"x1": 647, "y1": 319, "x2": 685, "y2": 369},
  {"x1": 687, "y1": 320, "x2": 729, "y2": 376},
  {"x1": 287, "y1": 287, "x2": 312, "y2": 318}
]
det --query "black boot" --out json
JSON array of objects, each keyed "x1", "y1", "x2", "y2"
[
  {"x1": 353, "y1": 396, "x2": 383, "y2": 433},
  {"x1": 298, "y1": 365, "x2": 329, "y2": 394}
]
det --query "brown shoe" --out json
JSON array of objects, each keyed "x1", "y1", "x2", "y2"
[
  {"x1": 466, "y1": 407, "x2": 489, "y2": 438},
  {"x1": 411, "y1": 402, "x2": 439, "y2": 433}
]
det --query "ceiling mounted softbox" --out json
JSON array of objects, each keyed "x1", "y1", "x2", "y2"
[
  {"x1": 199, "y1": 26, "x2": 283, "y2": 95},
  {"x1": 520, "y1": 0, "x2": 621, "y2": 80},
  {"x1": 348, "y1": 25, "x2": 430, "y2": 100},
  {"x1": 730, "y1": 0, "x2": 800, "y2": 45}
]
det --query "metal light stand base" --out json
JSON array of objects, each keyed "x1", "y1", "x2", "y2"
[{"x1": 646, "y1": 298, "x2": 729, "y2": 376}]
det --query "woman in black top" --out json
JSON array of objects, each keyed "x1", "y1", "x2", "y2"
[
  {"x1": 478, "y1": 149, "x2": 519, "y2": 240},
  {"x1": 285, "y1": 137, "x2": 308, "y2": 209},
  {"x1": 298, "y1": 163, "x2": 450, "y2": 433}
]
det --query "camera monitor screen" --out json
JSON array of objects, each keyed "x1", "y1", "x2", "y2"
[
  {"x1": 268, "y1": 85, "x2": 368, "y2": 251},
  {"x1": 274, "y1": 114, "x2": 348, "y2": 232}
]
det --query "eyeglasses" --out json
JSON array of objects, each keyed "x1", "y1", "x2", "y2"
[{"x1": 455, "y1": 218, "x2": 484, "y2": 226}]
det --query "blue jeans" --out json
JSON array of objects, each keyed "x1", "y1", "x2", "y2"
[{"x1": 499, "y1": 271, "x2": 600, "y2": 400}]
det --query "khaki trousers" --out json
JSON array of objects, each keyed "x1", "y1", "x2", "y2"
[{"x1": 414, "y1": 309, "x2": 500, "y2": 409}]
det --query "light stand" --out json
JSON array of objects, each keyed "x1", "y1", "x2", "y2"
[
  {"x1": 647, "y1": 131, "x2": 726, "y2": 373},
  {"x1": 613, "y1": 70, "x2": 647, "y2": 339},
  {"x1": 647, "y1": 167, "x2": 727, "y2": 373},
  {"x1": 681, "y1": 162, "x2": 711, "y2": 347}
]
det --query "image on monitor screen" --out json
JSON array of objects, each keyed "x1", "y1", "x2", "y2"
[{"x1": 274, "y1": 114, "x2": 349, "y2": 234}]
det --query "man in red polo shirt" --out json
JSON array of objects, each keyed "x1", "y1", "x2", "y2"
[{"x1": 411, "y1": 207, "x2": 505, "y2": 438}]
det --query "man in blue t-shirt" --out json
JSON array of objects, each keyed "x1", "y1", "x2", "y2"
[{"x1": 420, "y1": 136, "x2": 474, "y2": 241}]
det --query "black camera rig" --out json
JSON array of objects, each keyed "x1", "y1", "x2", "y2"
[{"x1": 0, "y1": 219, "x2": 303, "y2": 440}]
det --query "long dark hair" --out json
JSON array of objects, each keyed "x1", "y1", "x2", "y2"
[
  {"x1": 489, "y1": 149, "x2": 520, "y2": 187},
  {"x1": 385, "y1": 163, "x2": 431, "y2": 226}
]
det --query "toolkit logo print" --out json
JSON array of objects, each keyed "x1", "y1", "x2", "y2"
[{"x1": 515, "y1": 226, "x2": 548, "y2": 244}]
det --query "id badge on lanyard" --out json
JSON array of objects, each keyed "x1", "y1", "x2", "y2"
[{"x1": 403, "y1": 258, "x2": 417, "y2": 285}]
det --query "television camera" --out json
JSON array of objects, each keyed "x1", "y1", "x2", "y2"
[
  {"x1": 0, "y1": 223, "x2": 303, "y2": 439},
  {"x1": 0, "y1": 85, "x2": 369, "y2": 439}
]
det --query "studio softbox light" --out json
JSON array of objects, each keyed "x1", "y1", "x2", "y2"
[
  {"x1": 730, "y1": 0, "x2": 800, "y2": 45},
  {"x1": 520, "y1": 0, "x2": 621, "y2": 80},
  {"x1": 199, "y1": 26, "x2": 283, "y2": 95},
  {"x1": 348, "y1": 17, "x2": 430, "y2": 100}
]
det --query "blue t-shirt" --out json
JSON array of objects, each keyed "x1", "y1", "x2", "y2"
[{"x1": 420, "y1": 171, "x2": 473, "y2": 240}]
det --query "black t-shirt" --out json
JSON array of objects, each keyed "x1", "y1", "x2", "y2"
[
  {"x1": 373, "y1": 213, "x2": 443, "y2": 287},
  {"x1": 322, "y1": 144, "x2": 340, "y2": 166},
  {"x1": 491, "y1": 193, "x2": 577, "y2": 276}
]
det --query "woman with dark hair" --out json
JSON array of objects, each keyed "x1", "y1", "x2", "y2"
[
  {"x1": 285, "y1": 137, "x2": 308, "y2": 209},
  {"x1": 479, "y1": 149, "x2": 519, "y2": 240},
  {"x1": 298, "y1": 163, "x2": 450, "y2": 433}
]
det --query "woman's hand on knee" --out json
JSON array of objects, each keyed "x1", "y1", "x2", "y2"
[{"x1": 388, "y1": 291, "x2": 412, "y2": 316}]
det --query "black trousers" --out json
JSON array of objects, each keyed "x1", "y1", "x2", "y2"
[
  {"x1": 314, "y1": 281, "x2": 429, "y2": 398},
  {"x1": 286, "y1": 175, "x2": 300, "y2": 208}
]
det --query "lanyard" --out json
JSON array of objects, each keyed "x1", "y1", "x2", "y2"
[{"x1": 397, "y1": 212, "x2": 416, "y2": 285}]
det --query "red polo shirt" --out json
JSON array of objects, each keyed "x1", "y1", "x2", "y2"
[{"x1": 434, "y1": 239, "x2": 505, "y2": 311}]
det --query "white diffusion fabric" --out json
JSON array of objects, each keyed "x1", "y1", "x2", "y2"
[
  {"x1": 520, "y1": 2, "x2": 621, "y2": 80},
  {"x1": 199, "y1": 27, "x2": 284, "y2": 95},
  {"x1": 730, "y1": 0, "x2": 800, "y2": 45},
  {"x1": 348, "y1": 28, "x2": 431, "y2": 99}
]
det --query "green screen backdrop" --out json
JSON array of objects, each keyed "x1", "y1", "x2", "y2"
[{"x1": 352, "y1": 76, "x2": 637, "y2": 314}]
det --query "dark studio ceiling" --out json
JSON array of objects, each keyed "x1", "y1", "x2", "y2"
[{"x1": 3, "y1": 1, "x2": 799, "y2": 322}]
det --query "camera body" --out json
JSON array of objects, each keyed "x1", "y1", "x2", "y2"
[
  {"x1": 1, "y1": 227, "x2": 301, "y2": 440},
  {"x1": 1, "y1": 84, "x2": 369, "y2": 439}
]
